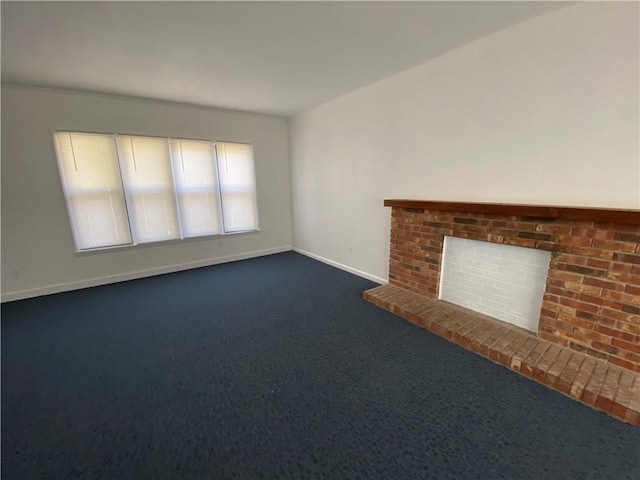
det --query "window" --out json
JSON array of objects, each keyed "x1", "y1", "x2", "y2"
[
  {"x1": 118, "y1": 135, "x2": 181, "y2": 243},
  {"x1": 54, "y1": 132, "x2": 132, "y2": 250},
  {"x1": 216, "y1": 142, "x2": 258, "y2": 233},
  {"x1": 54, "y1": 132, "x2": 258, "y2": 251},
  {"x1": 171, "y1": 139, "x2": 222, "y2": 238}
]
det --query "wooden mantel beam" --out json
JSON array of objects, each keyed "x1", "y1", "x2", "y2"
[{"x1": 383, "y1": 199, "x2": 640, "y2": 225}]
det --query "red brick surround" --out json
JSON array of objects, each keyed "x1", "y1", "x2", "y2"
[{"x1": 385, "y1": 200, "x2": 640, "y2": 372}]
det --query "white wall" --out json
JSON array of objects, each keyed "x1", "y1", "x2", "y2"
[
  {"x1": 289, "y1": 2, "x2": 639, "y2": 283},
  {"x1": 1, "y1": 86, "x2": 292, "y2": 301}
]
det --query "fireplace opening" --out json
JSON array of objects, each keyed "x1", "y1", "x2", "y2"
[{"x1": 439, "y1": 236, "x2": 551, "y2": 332}]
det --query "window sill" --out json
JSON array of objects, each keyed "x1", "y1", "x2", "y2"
[{"x1": 74, "y1": 229, "x2": 260, "y2": 255}]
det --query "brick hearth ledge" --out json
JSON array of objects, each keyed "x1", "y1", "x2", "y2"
[{"x1": 364, "y1": 284, "x2": 639, "y2": 425}]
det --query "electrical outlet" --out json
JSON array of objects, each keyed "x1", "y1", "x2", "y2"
[{"x1": 348, "y1": 246, "x2": 353, "y2": 255}]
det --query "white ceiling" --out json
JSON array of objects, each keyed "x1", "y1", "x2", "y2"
[{"x1": 2, "y1": 1, "x2": 569, "y2": 117}]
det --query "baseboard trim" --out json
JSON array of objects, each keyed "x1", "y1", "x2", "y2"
[
  {"x1": 293, "y1": 248, "x2": 387, "y2": 285},
  {"x1": 1, "y1": 246, "x2": 292, "y2": 303}
]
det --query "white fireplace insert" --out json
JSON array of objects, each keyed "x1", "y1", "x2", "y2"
[{"x1": 439, "y1": 236, "x2": 551, "y2": 332}]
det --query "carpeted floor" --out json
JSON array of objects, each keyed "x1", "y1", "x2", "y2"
[{"x1": 2, "y1": 251, "x2": 639, "y2": 479}]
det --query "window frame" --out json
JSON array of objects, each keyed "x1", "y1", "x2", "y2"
[{"x1": 53, "y1": 131, "x2": 260, "y2": 254}]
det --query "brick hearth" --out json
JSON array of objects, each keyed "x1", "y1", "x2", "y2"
[{"x1": 364, "y1": 284, "x2": 640, "y2": 425}]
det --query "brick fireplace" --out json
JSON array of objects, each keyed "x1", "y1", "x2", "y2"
[
  {"x1": 363, "y1": 200, "x2": 640, "y2": 423},
  {"x1": 382, "y1": 200, "x2": 640, "y2": 371}
]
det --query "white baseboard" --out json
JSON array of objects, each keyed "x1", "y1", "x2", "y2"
[
  {"x1": 1, "y1": 246, "x2": 292, "y2": 303},
  {"x1": 293, "y1": 248, "x2": 387, "y2": 285}
]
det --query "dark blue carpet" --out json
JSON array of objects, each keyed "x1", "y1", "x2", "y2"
[{"x1": 2, "y1": 251, "x2": 639, "y2": 479}]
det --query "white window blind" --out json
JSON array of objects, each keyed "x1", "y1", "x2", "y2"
[
  {"x1": 170, "y1": 139, "x2": 222, "y2": 237},
  {"x1": 118, "y1": 135, "x2": 181, "y2": 243},
  {"x1": 54, "y1": 132, "x2": 258, "y2": 252},
  {"x1": 216, "y1": 142, "x2": 258, "y2": 233},
  {"x1": 54, "y1": 132, "x2": 132, "y2": 250}
]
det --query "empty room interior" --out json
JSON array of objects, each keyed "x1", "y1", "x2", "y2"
[{"x1": 2, "y1": 1, "x2": 640, "y2": 479}]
